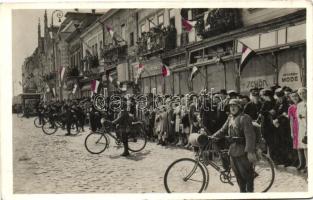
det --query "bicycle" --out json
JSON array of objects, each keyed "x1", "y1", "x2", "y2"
[
  {"x1": 42, "y1": 113, "x2": 77, "y2": 135},
  {"x1": 163, "y1": 134, "x2": 275, "y2": 193},
  {"x1": 84, "y1": 119, "x2": 147, "y2": 154}
]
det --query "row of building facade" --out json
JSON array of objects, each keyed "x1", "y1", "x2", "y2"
[{"x1": 22, "y1": 8, "x2": 306, "y2": 100}]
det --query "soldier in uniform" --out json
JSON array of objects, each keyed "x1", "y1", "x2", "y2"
[
  {"x1": 112, "y1": 98, "x2": 131, "y2": 156},
  {"x1": 213, "y1": 99, "x2": 257, "y2": 192}
]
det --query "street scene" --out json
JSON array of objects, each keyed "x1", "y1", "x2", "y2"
[
  {"x1": 13, "y1": 115, "x2": 307, "y2": 193},
  {"x1": 12, "y1": 8, "x2": 307, "y2": 194}
]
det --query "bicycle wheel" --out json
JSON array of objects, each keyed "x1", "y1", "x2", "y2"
[
  {"x1": 84, "y1": 132, "x2": 108, "y2": 154},
  {"x1": 164, "y1": 158, "x2": 207, "y2": 193},
  {"x1": 42, "y1": 121, "x2": 58, "y2": 135},
  {"x1": 34, "y1": 117, "x2": 42, "y2": 128},
  {"x1": 127, "y1": 129, "x2": 147, "y2": 152},
  {"x1": 253, "y1": 152, "x2": 275, "y2": 192}
]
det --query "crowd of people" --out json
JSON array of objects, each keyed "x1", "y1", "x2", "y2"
[{"x1": 33, "y1": 85, "x2": 307, "y2": 172}]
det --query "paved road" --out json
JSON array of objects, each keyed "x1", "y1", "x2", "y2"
[{"x1": 13, "y1": 115, "x2": 307, "y2": 193}]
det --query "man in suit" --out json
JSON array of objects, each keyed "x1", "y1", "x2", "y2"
[{"x1": 213, "y1": 99, "x2": 257, "y2": 192}]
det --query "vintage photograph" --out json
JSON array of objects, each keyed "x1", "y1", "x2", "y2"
[{"x1": 11, "y1": 7, "x2": 307, "y2": 195}]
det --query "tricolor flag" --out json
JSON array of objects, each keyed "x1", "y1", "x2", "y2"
[
  {"x1": 46, "y1": 83, "x2": 50, "y2": 92},
  {"x1": 189, "y1": 66, "x2": 199, "y2": 81},
  {"x1": 239, "y1": 42, "x2": 255, "y2": 73},
  {"x1": 72, "y1": 83, "x2": 78, "y2": 94},
  {"x1": 182, "y1": 18, "x2": 196, "y2": 32},
  {"x1": 109, "y1": 75, "x2": 114, "y2": 83},
  {"x1": 60, "y1": 66, "x2": 66, "y2": 82},
  {"x1": 135, "y1": 63, "x2": 144, "y2": 84},
  {"x1": 161, "y1": 64, "x2": 170, "y2": 77},
  {"x1": 203, "y1": 11, "x2": 210, "y2": 31},
  {"x1": 106, "y1": 25, "x2": 115, "y2": 38},
  {"x1": 52, "y1": 87, "x2": 56, "y2": 97},
  {"x1": 91, "y1": 80, "x2": 100, "y2": 93}
]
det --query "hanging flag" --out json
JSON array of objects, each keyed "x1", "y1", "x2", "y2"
[
  {"x1": 239, "y1": 42, "x2": 255, "y2": 73},
  {"x1": 60, "y1": 66, "x2": 66, "y2": 82},
  {"x1": 161, "y1": 64, "x2": 170, "y2": 77},
  {"x1": 106, "y1": 25, "x2": 115, "y2": 38},
  {"x1": 46, "y1": 83, "x2": 50, "y2": 92},
  {"x1": 91, "y1": 80, "x2": 100, "y2": 93},
  {"x1": 182, "y1": 18, "x2": 196, "y2": 32},
  {"x1": 109, "y1": 74, "x2": 114, "y2": 83},
  {"x1": 135, "y1": 63, "x2": 144, "y2": 84},
  {"x1": 203, "y1": 11, "x2": 210, "y2": 31},
  {"x1": 189, "y1": 66, "x2": 199, "y2": 81},
  {"x1": 72, "y1": 83, "x2": 78, "y2": 94},
  {"x1": 52, "y1": 87, "x2": 56, "y2": 97}
]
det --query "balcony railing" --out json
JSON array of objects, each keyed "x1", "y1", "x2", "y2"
[
  {"x1": 195, "y1": 9, "x2": 242, "y2": 39},
  {"x1": 43, "y1": 71, "x2": 56, "y2": 81},
  {"x1": 137, "y1": 26, "x2": 177, "y2": 56},
  {"x1": 101, "y1": 44, "x2": 128, "y2": 65}
]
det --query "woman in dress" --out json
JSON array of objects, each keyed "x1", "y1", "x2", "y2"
[
  {"x1": 297, "y1": 87, "x2": 307, "y2": 173},
  {"x1": 288, "y1": 92, "x2": 305, "y2": 170}
]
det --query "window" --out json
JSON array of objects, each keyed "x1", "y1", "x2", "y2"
[
  {"x1": 149, "y1": 18, "x2": 155, "y2": 30},
  {"x1": 95, "y1": 43, "x2": 98, "y2": 57},
  {"x1": 170, "y1": 17, "x2": 175, "y2": 27},
  {"x1": 140, "y1": 24, "x2": 145, "y2": 35},
  {"x1": 121, "y1": 24, "x2": 126, "y2": 40},
  {"x1": 169, "y1": 9, "x2": 175, "y2": 19},
  {"x1": 129, "y1": 32, "x2": 134, "y2": 46},
  {"x1": 99, "y1": 41, "x2": 103, "y2": 57},
  {"x1": 158, "y1": 15, "x2": 164, "y2": 26}
]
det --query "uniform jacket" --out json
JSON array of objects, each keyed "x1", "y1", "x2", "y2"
[{"x1": 213, "y1": 112, "x2": 256, "y2": 157}]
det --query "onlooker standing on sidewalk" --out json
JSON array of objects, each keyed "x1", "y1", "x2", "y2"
[
  {"x1": 288, "y1": 91, "x2": 305, "y2": 170},
  {"x1": 297, "y1": 87, "x2": 307, "y2": 173}
]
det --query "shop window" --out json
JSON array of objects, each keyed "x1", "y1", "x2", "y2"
[
  {"x1": 287, "y1": 23, "x2": 306, "y2": 43},
  {"x1": 169, "y1": 9, "x2": 175, "y2": 19},
  {"x1": 260, "y1": 31, "x2": 276, "y2": 48}
]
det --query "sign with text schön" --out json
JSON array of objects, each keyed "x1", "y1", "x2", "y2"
[{"x1": 278, "y1": 61, "x2": 302, "y2": 89}]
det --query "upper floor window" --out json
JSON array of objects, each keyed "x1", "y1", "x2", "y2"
[
  {"x1": 158, "y1": 14, "x2": 164, "y2": 26},
  {"x1": 121, "y1": 24, "x2": 126, "y2": 41},
  {"x1": 149, "y1": 18, "x2": 155, "y2": 30},
  {"x1": 129, "y1": 32, "x2": 134, "y2": 46},
  {"x1": 140, "y1": 24, "x2": 145, "y2": 35}
]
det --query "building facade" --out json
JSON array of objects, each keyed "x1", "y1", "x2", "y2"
[{"x1": 22, "y1": 8, "x2": 306, "y2": 100}]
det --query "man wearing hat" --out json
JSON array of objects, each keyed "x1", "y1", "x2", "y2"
[
  {"x1": 273, "y1": 88, "x2": 294, "y2": 166},
  {"x1": 244, "y1": 88, "x2": 262, "y2": 120},
  {"x1": 213, "y1": 99, "x2": 257, "y2": 192}
]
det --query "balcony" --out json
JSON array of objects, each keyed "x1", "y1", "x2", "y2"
[
  {"x1": 195, "y1": 9, "x2": 242, "y2": 39},
  {"x1": 43, "y1": 71, "x2": 56, "y2": 82},
  {"x1": 66, "y1": 67, "x2": 80, "y2": 79},
  {"x1": 137, "y1": 26, "x2": 177, "y2": 57},
  {"x1": 101, "y1": 44, "x2": 128, "y2": 65}
]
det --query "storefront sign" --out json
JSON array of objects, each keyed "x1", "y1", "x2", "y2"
[
  {"x1": 278, "y1": 61, "x2": 302, "y2": 89},
  {"x1": 240, "y1": 75, "x2": 274, "y2": 92}
]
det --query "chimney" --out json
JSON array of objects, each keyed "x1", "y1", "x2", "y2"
[{"x1": 91, "y1": 9, "x2": 96, "y2": 14}]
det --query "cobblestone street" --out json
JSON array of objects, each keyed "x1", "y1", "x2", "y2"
[{"x1": 13, "y1": 115, "x2": 307, "y2": 193}]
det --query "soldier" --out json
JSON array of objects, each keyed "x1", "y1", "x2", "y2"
[
  {"x1": 112, "y1": 98, "x2": 131, "y2": 156},
  {"x1": 213, "y1": 99, "x2": 257, "y2": 192}
]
